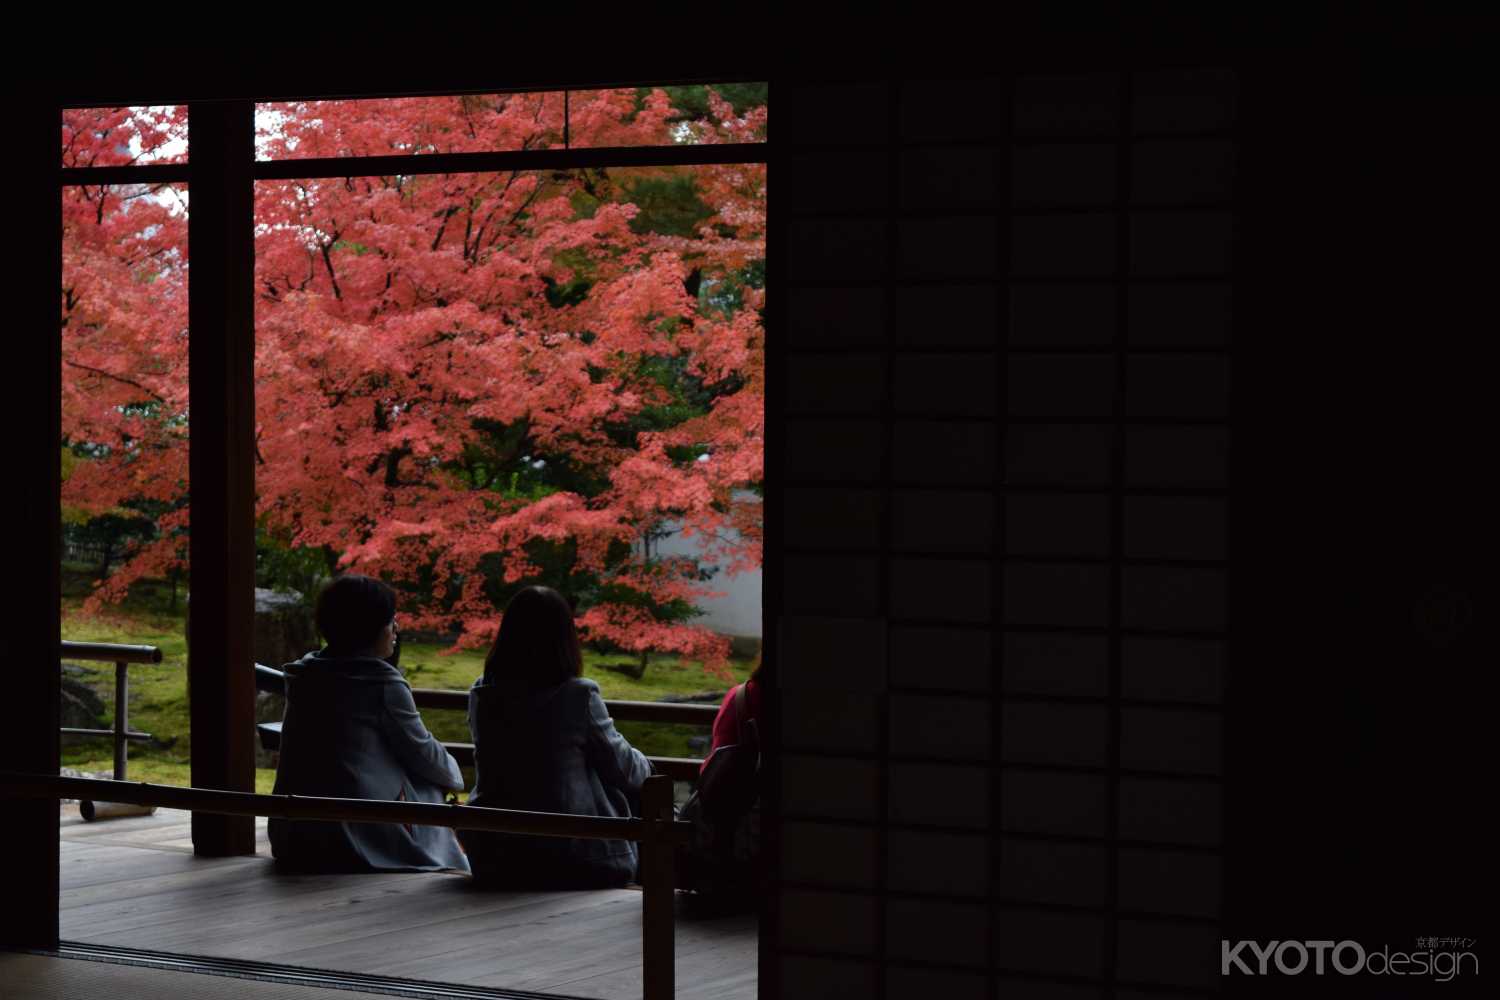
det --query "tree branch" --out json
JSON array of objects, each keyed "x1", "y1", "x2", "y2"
[
  {"x1": 320, "y1": 238, "x2": 343, "y2": 300},
  {"x1": 64, "y1": 361, "x2": 166, "y2": 404},
  {"x1": 497, "y1": 178, "x2": 547, "y2": 240},
  {"x1": 431, "y1": 205, "x2": 460, "y2": 252}
]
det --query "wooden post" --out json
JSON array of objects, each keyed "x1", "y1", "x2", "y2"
[
  {"x1": 188, "y1": 100, "x2": 258, "y2": 856},
  {"x1": 0, "y1": 96, "x2": 62, "y2": 951},
  {"x1": 113, "y1": 661, "x2": 129, "y2": 781},
  {"x1": 639, "y1": 773, "x2": 675, "y2": 1000}
]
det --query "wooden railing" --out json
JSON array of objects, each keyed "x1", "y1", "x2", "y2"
[
  {"x1": 409, "y1": 685, "x2": 722, "y2": 725},
  {"x1": 58, "y1": 650, "x2": 719, "y2": 786},
  {"x1": 255, "y1": 664, "x2": 718, "y2": 783},
  {"x1": 6, "y1": 769, "x2": 684, "y2": 999},
  {"x1": 59, "y1": 640, "x2": 165, "y2": 784},
  {"x1": 50, "y1": 641, "x2": 720, "y2": 997}
]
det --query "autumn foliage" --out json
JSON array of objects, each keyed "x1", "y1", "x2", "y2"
[{"x1": 61, "y1": 91, "x2": 765, "y2": 667}]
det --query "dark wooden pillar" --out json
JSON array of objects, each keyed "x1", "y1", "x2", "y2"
[
  {"x1": 0, "y1": 98, "x2": 63, "y2": 950},
  {"x1": 188, "y1": 100, "x2": 258, "y2": 856}
]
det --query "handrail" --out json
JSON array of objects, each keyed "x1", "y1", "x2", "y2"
[
  {"x1": 256, "y1": 663, "x2": 720, "y2": 724},
  {"x1": 642, "y1": 757, "x2": 702, "y2": 782},
  {"x1": 410, "y1": 687, "x2": 719, "y2": 725},
  {"x1": 7, "y1": 771, "x2": 681, "y2": 841},
  {"x1": 60, "y1": 640, "x2": 163, "y2": 664},
  {"x1": 253, "y1": 721, "x2": 703, "y2": 783},
  {"x1": 59, "y1": 640, "x2": 167, "y2": 785},
  {"x1": 66, "y1": 656, "x2": 715, "y2": 789},
  {"x1": 8, "y1": 770, "x2": 682, "y2": 998},
  {"x1": 56, "y1": 640, "x2": 697, "y2": 998}
]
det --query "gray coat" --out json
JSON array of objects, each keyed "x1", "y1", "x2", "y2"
[
  {"x1": 269, "y1": 651, "x2": 469, "y2": 874},
  {"x1": 460, "y1": 675, "x2": 651, "y2": 887}
]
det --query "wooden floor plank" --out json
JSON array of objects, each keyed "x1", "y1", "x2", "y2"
[
  {"x1": 559, "y1": 960, "x2": 759, "y2": 1000},
  {"x1": 544, "y1": 915, "x2": 759, "y2": 999},
  {"x1": 344, "y1": 895, "x2": 648, "y2": 988},
  {"x1": 61, "y1": 806, "x2": 271, "y2": 854},
  {"x1": 57, "y1": 810, "x2": 757, "y2": 999},
  {"x1": 60, "y1": 845, "x2": 261, "y2": 891},
  {"x1": 126, "y1": 883, "x2": 583, "y2": 962},
  {"x1": 277, "y1": 890, "x2": 639, "y2": 974},
  {"x1": 64, "y1": 867, "x2": 441, "y2": 943}
]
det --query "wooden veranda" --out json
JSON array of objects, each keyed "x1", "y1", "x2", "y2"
[{"x1": 53, "y1": 805, "x2": 756, "y2": 1000}]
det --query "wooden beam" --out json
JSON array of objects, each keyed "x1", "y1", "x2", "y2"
[
  {"x1": 251, "y1": 142, "x2": 768, "y2": 181},
  {"x1": 188, "y1": 100, "x2": 257, "y2": 857},
  {"x1": 258, "y1": 721, "x2": 704, "y2": 782},
  {"x1": 639, "y1": 774, "x2": 676, "y2": 1000},
  {"x1": 3, "y1": 772, "x2": 667, "y2": 841},
  {"x1": 0, "y1": 96, "x2": 62, "y2": 951},
  {"x1": 409, "y1": 686, "x2": 719, "y2": 725},
  {"x1": 50, "y1": 54, "x2": 772, "y2": 108}
]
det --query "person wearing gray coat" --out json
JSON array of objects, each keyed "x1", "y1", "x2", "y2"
[
  {"x1": 269, "y1": 575, "x2": 469, "y2": 874},
  {"x1": 459, "y1": 586, "x2": 652, "y2": 887}
]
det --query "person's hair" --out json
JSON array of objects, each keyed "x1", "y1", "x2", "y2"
[
  {"x1": 315, "y1": 574, "x2": 397, "y2": 654},
  {"x1": 483, "y1": 586, "x2": 583, "y2": 690}
]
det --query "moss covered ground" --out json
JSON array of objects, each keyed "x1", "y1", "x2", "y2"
[{"x1": 60, "y1": 565, "x2": 751, "y2": 790}]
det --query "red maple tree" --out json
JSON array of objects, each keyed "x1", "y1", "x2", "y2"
[{"x1": 62, "y1": 91, "x2": 765, "y2": 668}]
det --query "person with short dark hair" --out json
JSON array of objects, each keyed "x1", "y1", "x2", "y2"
[
  {"x1": 459, "y1": 585, "x2": 651, "y2": 887},
  {"x1": 270, "y1": 574, "x2": 468, "y2": 873},
  {"x1": 313, "y1": 573, "x2": 398, "y2": 653}
]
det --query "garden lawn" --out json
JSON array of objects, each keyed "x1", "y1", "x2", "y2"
[
  {"x1": 401, "y1": 641, "x2": 749, "y2": 765},
  {"x1": 61, "y1": 572, "x2": 751, "y2": 788}
]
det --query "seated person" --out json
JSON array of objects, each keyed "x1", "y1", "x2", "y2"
[
  {"x1": 459, "y1": 586, "x2": 651, "y2": 888},
  {"x1": 678, "y1": 658, "x2": 761, "y2": 907},
  {"x1": 270, "y1": 574, "x2": 468, "y2": 874},
  {"x1": 702, "y1": 657, "x2": 761, "y2": 774}
]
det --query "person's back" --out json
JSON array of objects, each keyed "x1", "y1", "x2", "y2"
[
  {"x1": 677, "y1": 663, "x2": 762, "y2": 909},
  {"x1": 269, "y1": 575, "x2": 468, "y2": 874},
  {"x1": 459, "y1": 586, "x2": 651, "y2": 888},
  {"x1": 271, "y1": 650, "x2": 469, "y2": 872},
  {"x1": 463, "y1": 674, "x2": 649, "y2": 885}
]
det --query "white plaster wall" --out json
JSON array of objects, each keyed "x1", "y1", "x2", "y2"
[{"x1": 652, "y1": 500, "x2": 763, "y2": 639}]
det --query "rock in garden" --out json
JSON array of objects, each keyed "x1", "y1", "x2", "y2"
[
  {"x1": 250, "y1": 588, "x2": 317, "y2": 767},
  {"x1": 59, "y1": 664, "x2": 107, "y2": 730}
]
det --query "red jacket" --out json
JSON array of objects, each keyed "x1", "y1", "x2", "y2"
[{"x1": 701, "y1": 677, "x2": 761, "y2": 774}]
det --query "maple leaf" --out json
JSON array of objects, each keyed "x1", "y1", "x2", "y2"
[{"x1": 63, "y1": 91, "x2": 765, "y2": 671}]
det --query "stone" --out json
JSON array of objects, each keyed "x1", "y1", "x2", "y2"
[
  {"x1": 59, "y1": 664, "x2": 107, "y2": 730},
  {"x1": 253, "y1": 588, "x2": 318, "y2": 667},
  {"x1": 248, "y1": 588, "x2": 316, "y2": 768}
]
